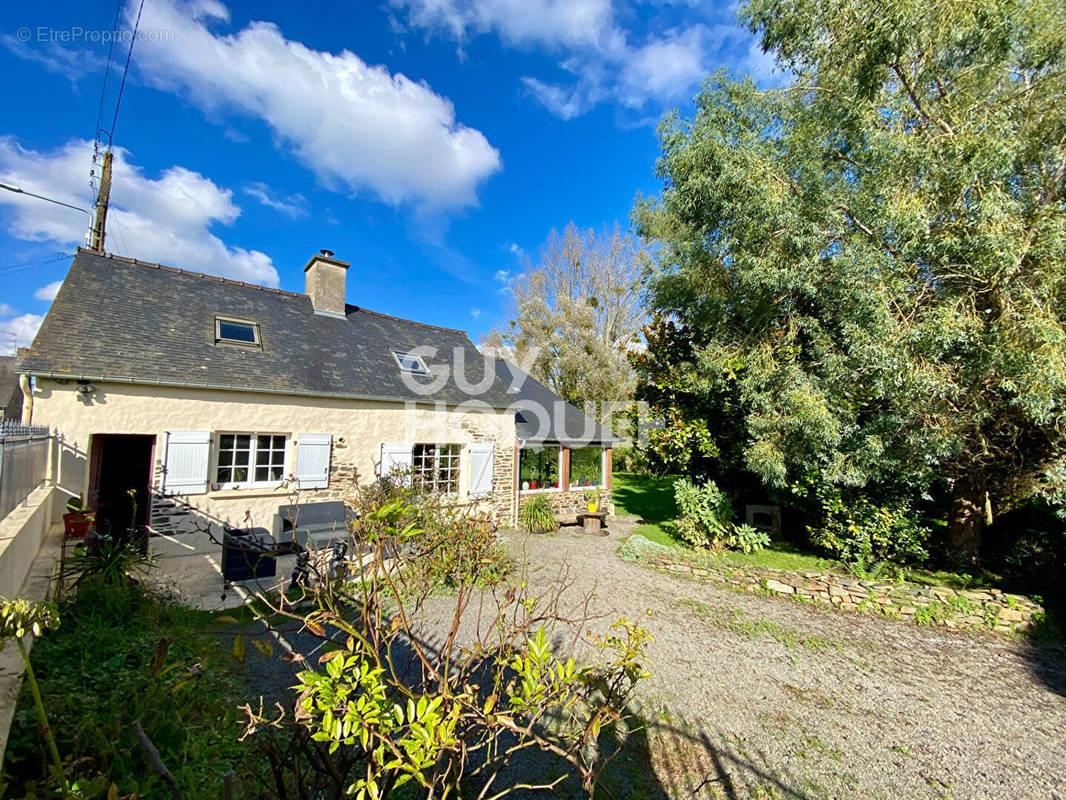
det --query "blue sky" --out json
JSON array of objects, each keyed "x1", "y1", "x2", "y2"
[{"x1": 0, "y1": 0, "x2": 774, "y2": 354}]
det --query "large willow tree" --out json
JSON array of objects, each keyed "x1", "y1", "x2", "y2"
[{"x1": 636, "y1": 0, "x2": 1066, "y2": 561}]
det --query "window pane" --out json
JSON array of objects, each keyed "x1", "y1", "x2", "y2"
[
  {"x1": 236, "y1": 434, "x2": 251, "y2": 449},
  {"x1": 233, "y1": 449, "x2": 249, "y2": 466},
  {"x1": 219, "y1": 434, "x2": 234, "y2": 449},
  {"x1": 255, "y1": 466, "x2": 269, "y2": 482},
  {"x1": 519, "y1": 447, "x2": 559, "y2": 490},
  {"x1": 570, "y1": 447, "x2": 603, "y2": 488},
  {"x1": 218, "y1": 320, "x2": 257, "y2": 343}
]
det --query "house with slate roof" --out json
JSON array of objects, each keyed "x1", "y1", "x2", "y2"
[{"x1": 15, "y1": 248, "x2": 615, "y2": 575}]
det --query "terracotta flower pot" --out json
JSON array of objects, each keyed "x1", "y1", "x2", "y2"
[{"x1": 63, "y1": 512, "x2": 94, "y2": 539}]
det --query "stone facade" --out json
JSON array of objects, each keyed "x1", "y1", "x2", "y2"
[
  {"x1": 518, "y1": 487, "x2": 614, "y2": 520},
  {"x1": 624, "y1": 540, "x2": 1045, "y2": 636},
  {"x1": 31, "y1": 379, "x2": 519, "y2": 557}
]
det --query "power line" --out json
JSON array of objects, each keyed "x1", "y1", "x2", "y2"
[
  {"x1": 0, "y1": 182, "x2": 92, "y2": 221},
  {"x1": 0, "y1": 253, "x2": 72, "y2": 277},
  {"x1": 91, "y1": 0, "x2": 124, "y2": 194},
  {"x1": 108, "y1": 0, "x2": 146, "y2": 150}
]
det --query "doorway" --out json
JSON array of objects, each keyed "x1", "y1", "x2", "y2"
[{"x1": 88, "y1": 434, "x2": 156, "y2": 543}]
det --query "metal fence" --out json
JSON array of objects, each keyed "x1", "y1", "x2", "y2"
[{"x1": 0, "y1": 422, "x2": 50, "y2": 522}]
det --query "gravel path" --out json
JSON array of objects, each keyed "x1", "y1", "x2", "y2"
[{"x1": 478, "y1": 519, "x2": 1066, "y2": 800}]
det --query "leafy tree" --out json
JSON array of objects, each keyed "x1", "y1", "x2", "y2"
[
  {"x1": 635, "y1": 0, "x2": 1066, "y2": 562},
  {"x1": 484, "y1": 222, "x2": 648, "y2": 420}
]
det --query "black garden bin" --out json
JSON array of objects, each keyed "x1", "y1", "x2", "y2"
[{"x1": 221, "y1": 527, "x2": 277, "y2": 582}]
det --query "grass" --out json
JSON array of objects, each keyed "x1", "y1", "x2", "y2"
[
  {"x1": 612, "y1": 472, "x2": 679, "y2": 521},
  {"x1": 3, "y1": 580, "x2": 260, "y2": 798},
  {"x1": 615, "y1": 472, "x2": 827, "y2": 572}
]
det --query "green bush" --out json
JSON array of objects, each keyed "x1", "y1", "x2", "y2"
[
  {"x1": 674, "y1": 478, "x2": 733, "y2": 549},
  {"x1": 612, "y1": 447, "x2": 650, "y2": 475},
  {"x1": 808, "y1": 489, "x2": 930, "y2": 566},
  {"x1": 618, "y1": 533, "x2": 673, "y2": 563},
  {"x1": 348, "y1": 476, "x2": 512, "y2": 588},
  {"x1": 3, "y1": 582, "x2": 254, "y2": 798},
  {"x1": 518, "y1": 494, "x2": 557, "y2": 534},
  {"x1": 729, "y1": 523, "x2": 771, "y2": 554},
  {"x1": 674, "y1": 479, "x2": 771, "y2": 554}
]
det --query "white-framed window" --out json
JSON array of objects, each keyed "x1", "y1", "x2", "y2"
[
  {"x1": 215, "y1": 317, "x2": 260, "y2": 346},
  {"x1": 215, "y1": 433, "x2": 288, "y2": 488},
  {"x1": 518, "y1": 446, "x2": 561, "y2": 492},
  {"x1": 392, "y1": 350, "x2": 429, "y2": 374},
  {"x1": 412, "y1": 443, "x2": 461, "y2": 493}
]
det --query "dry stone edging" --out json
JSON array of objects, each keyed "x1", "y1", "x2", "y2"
[{"x1": 619, "y1": 534, "x2": 1044, "y2": 636}]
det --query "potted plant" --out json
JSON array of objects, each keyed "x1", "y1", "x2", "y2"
[
  {"x1": 584, "y1": 489, "x2": 600, "y2": 514},
  {"x1": 519, "y1": 494, "x2": 557, "y2": 534},
  {"x1": 63, "y1": 496, "x2": 94, "y2": 539}
]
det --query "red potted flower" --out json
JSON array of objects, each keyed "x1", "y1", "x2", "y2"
[{"x1": 63, "y1": 496, "x2": 94, "y2": 539}]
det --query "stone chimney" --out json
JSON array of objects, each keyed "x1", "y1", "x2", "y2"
[{"x1": 304, "y1": 249, "x2": 350, "y2": 317}]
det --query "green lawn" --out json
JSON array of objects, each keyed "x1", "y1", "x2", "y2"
[
  {"x1": 612, "y1": 472, "x2": 679, "y2": 521},
  {"x1": 613, "y1": 471, "x2": 826, "y2": 572}
]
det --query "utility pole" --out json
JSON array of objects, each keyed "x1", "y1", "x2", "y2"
[{"x1": 90, "y1": 150, "x2": 113, "y2": 252}]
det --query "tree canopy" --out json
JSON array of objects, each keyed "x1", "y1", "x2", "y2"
[
  {"x1": 635, "y1": 0, "x2": 1066, "y2": 559},
  {"x1": 484, "y1": 222, "x2": 647, "y2": 419}
]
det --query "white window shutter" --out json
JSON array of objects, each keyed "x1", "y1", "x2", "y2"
[
  {"x1": 468, "y1": 443, "x2": 494, "y2": 498},
  {"x1": 162, "y1": 431, "x2": 211, "y2": 495},
  {"x1": 295, "y1": 434, "x2": 332, "y2": 489},
  {"x1": 380, "y1": 443, "x2": 413, "y2": 478}
]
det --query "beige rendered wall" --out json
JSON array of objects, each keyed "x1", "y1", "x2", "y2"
[{"x1": 29, "y1": 380, "x2": 517, "y2": 559}]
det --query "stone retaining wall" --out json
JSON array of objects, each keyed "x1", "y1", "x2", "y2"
[{"x1": 623, "y1": 536, "x2": 1044, "y2": 636}]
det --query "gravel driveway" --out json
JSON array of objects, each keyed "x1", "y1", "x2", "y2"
[{"x1": 480, "y1": 519, "x2": 1066, "y2": 800}]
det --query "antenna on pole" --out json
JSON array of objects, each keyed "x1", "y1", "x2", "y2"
[{"x1": 90, "y1": 150, "x2": 112, "y2": 253}]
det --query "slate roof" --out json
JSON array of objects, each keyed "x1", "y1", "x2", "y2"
[
  {"x1": 487, "y1": 358, "x2": 617, "y2": 446},
  {"x1": 17, "y1": 249, "x2": 518, "y2": 409}
]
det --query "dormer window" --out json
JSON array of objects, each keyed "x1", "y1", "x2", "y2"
[
  {"x1": 392, "y1": 350, "x2": 429, "y2": 374},
  {"x1": 216, "y1": 318, "x2": 260, "y2": 346}
]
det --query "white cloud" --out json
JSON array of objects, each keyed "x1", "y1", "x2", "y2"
[
  {"x1": 0, "y1": 137, "x2": 279, "y2": 286},
  {"x1": 493, "y1": 269, "x2": 512, "y2": 283},
  {"x1": 396, "y1": 0, "x2": 618, "y2": 51},
  {"x1": 0, "y1": 303, "x2": 15, "y2": 317},
  {"x1": 508, "y1": 242, "x2": 525, "y2": 258},
  {"x1": 395, "y1": 0, "x2": 776, "y2": 117},
  {"x1": 470, "y1": 307, "x2": 482, "y2": 319},
  {"x1": 243, "y1": 182, "x2": 308, "y2": 218},
  {"x1": 133, "y1": 0, "x2": 501, "y2": 212},
  {"x1": 618, "y1": 27, "x2": 706, "y2": 104},
  {"x1": 1, "y1": 35, "x2": 103, "y2": 82},
  {"x1": 0, "y1": 313, "x2": 45, "y2": 355},
  {"x1": 33, "y1": 280, "x2": 63, "y2": 301}
]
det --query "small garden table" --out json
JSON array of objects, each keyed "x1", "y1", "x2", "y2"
[{"x1": 579, "y1": 511, "x2": 608, "y2": 536}]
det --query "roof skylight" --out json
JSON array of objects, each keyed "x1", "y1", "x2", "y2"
[
  {"x1": 392, "y1": 350, "x2": 429, "y2": 374},
  {"x1": 216, "y1": 318, "x2": 260, "y2": 346}
]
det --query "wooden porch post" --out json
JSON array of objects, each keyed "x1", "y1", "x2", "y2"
[
  {"x1": 561, "y1": 447, "x2": 570, "y2": 492},
  {"x1": 604, "y1": 447, "x2": 613, "y2": 491}
]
